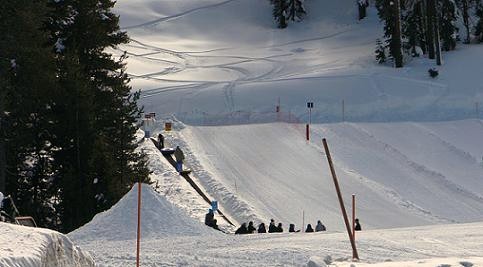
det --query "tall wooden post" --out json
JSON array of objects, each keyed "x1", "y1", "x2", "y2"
[
  {"x1": 323, "y1": 139, "x2": 359, "y2": 260},
  {"x1": 352, "y1": 194, "x2": 356, "y2": 239},
  {"x1": 136, "y1": 182, "x2": 142, "y2": 267}
]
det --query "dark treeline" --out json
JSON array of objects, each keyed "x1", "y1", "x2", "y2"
[
  {"x1": 375, "y1": 0, "x2": 483, "y2": 67},
  {"x1": 0, "y1": 0, "x2": 150, "y2": 233}
]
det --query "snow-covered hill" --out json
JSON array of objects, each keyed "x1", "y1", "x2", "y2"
[{"x1": 114, "y1": 0, "x2": 483, "y2": 123}]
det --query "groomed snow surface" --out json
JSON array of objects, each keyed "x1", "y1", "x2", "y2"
[{"x1": 4, "y1": 0, "x2": 483, "y2": 265}]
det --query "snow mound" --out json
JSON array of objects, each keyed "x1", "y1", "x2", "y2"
[
  {"x1": 0, "y1": 223, "x2": 94, "y2": 267},
  {"x1": 69, "y1": 183, "x2": 215, "y2": 242}
]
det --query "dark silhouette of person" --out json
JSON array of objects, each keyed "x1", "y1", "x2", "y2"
[
  {"x1": 289, "y1": 223, "x2": 300, "y2": 232},
  {"x1": 158, "y1": 133, "x2": 164, "y2": 149},
  {"x1": 235, "y1": 223, "x2": 249, "y2": 235},
  {"x1": 174, "y1": 146, "x2": 185, "y2": 172},
  {"x1": 247, "y1": 221, "x2": 256, "y2": 234},
  {"x1": 258, "y1": 223, "x2": 267, "y2": 233},
  {"x1": 276, "y1": 222, "x2": 283, "y2": 232},
  {"x1": 204, "y1": 209, "x2": 214, "y2": 226},
  {"x1": 355, "y1": 218, "x2": 362, "y2": 231},
  {"x1": 315, "y1": 220, "x2": 326, "y2": 232},
  {"x1": 268, "y1": 219, "x2": 277, "y2": 233},
  {"x1": 305, "y1": 224, "x2": 314, "y2": 232},
  {"x1": 211, "y1": 219, "x2": 220, "y2": 231}
]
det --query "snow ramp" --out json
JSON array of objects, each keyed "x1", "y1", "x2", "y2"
[{"x1": 69, "y1": 183, "x2": 216, "y2": 243}]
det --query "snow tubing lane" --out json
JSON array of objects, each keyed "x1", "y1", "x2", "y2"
[{"x1": 150, "y1": 138, "x2": 235, "y2": 227}]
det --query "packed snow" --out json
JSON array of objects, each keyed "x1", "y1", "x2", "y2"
[
  {"x1": 4, "y1": 0, "x2": 483, "y2": 265},
  {"x1": 0, "y1": 223, "x2": 94, "y2": 267}
]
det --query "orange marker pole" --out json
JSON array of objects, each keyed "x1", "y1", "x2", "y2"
[{"x1": 136, "y1": 182, "x2": 142, "y2": 267}]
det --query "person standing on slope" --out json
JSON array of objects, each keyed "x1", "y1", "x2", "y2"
[
  {"x1": 174, "y1": 146, "x2": 185, "y2": 172},
  {"x1": 205, "y1": 209, "x2": 214, "y2": 226},
  {"x1": 158, "y1": 133, "x2": 164, "y2": 149}
]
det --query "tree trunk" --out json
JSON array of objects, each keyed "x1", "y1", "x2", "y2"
[
  {"x1": 433, "y1": 0, "x2": 442, "y2": 65},
  {"x1": 393, "y1": 0, "x2": 404, "y2": 68},
  {"x1": 462, "y1": 0, "x2": 470, "y2": 44},
  {"x1": 426, "y1": 0, "x2": 435, "y2": 59}
]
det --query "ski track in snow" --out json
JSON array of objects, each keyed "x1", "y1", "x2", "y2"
[{"x1": 344, "y1": 123, "x2": 483, "y2": 208}]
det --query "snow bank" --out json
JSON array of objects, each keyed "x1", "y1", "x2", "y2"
[
  {"x1": 69, "y1": 183, "x2": 215, "y2": 243},
  {"x1": 0, "y1": 223, "x2": 94, "y2": 267}
]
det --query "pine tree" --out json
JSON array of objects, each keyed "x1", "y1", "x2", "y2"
[
  {"x1": 375, "y1": 38, "x2": 387, "y2": 63},
  {"x1": 475, "y1": 1, "x2": 483, "y2": 42},
  {"x1": 0, "y1": 0, "x2": 60, "y2": 228},
  {"x1": 402, "y1": 0, "x2": 427, "y2": 56},
  {"x1": 287, "y1": 0, "x2": 306, "y2": 21},
  {"x1": 48, "y1": 0, "x2": 150, "y2": 232},
  {"x1": 376, "y1": 0, "x2": 404, "y2": 67},
  {"x1": 273, "y1": 0, "x2": 288, "y2": 28},
  {"x1": 457, "y1": 0, "x2": 472, "y2": 43},
  {"x1": 439, "y1": 0, "x2": 458, "y2": 51}
]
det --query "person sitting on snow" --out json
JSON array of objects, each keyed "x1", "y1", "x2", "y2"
[
  {"x1": 276, "y1": 222, "x2": 283, "y2": 232},
  {"x1": 205, "y1": 209, "x2": 214, "y2": 226},
  {"x1": 289, "y1": 224, "x2": 300, "y2": 232},
  {"x1": 247, "y1": 221, "x2": 256, "y2": 234},
  {"x1": 354, "y1": 218, "x2": 362, "y2": 231},
  {"x1": 315, "y1": 220, "x2": 326, "y2": 232},
  {"x1": 258, "y1": 223, "x2": 267, "y2": 233},
  {"x1": 268, "y1": 219, "x2": 277, "y2": 233},
  {"x1": 305, "y1": 224, "x2": 314, "y2": 233},
  {"x1": 235, "y1": 223, "x2": 249, "y2": 235}
]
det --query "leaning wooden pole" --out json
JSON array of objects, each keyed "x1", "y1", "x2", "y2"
[
  {"x1": 136, "y1": 182, "x2": 142, "y2": 267},
  {"x1": 322, "y1": 138, "x2": 359, "y2": 260}
]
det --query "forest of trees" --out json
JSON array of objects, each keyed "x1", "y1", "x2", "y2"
[
  {"x1": 375, "y1": 0, "x2": 483, "y2": 67},
  {"x1": 0, "y1": 0, "x2": 150, "y2": 233}
]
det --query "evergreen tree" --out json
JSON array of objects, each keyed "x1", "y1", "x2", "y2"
[
  {"x1": 402, "y1": 0, "x2": 427, "y2": 56},
  {"x1": 475, "y1": 1, "x2": 483, "y2": 42},
  {"x1": 48, "y1": 0, "x2": 150, "y2": 232},
  {"x1": 375, "y1": 38, "x2": 388, "y2": 63},
  {"x1": 457, "y1": 0, "x2": 472, "y2": 43},
  {"x1": 0, "y1": 0, "x2": 60, "y2": 228},
  {"x1": 273, "y1": 0, "x2": 288, "y2": 28},
  {"x1": 376, "y1": 0, "x2": 404, "y2": 67},
  {"x1": 287, "y1": 0, "x2": 306, "y2": 21},
  {"x1": 439, "y1": 0, "x2": 458, "y2": 51}
]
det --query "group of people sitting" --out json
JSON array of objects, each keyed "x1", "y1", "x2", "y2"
[{"x1": 234, "y1": 219, "x2": 333, "y2": 235}]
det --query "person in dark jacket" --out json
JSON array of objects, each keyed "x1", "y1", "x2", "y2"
[
  {"x1": 276, "y1": 223, "x2": 283, "y2": 232},
  {"x1": 258, "y1": 223, "x2": 267, "y2": 233},
  {"x1": 289, "y1": 224, "x2": 300, "y2": 232},
  {"x1": 235, "y1": 223, "x2": 249, "y2": 235},
  {"x1": 204, "y1": 209, "x2": 214, "y2": 226},
  {"x1": 315, "y1": 220, "x2": 326, "y2": 232},
  {"x1": 158, "y1": 133, "x2": 164, "y2": 149},
  {"x1": 305, "y1": 224, "x2": 314, "y2": 232},
  {"x1": 247, "y1": 221, "x2": 256, "y2": 234},
  {"x1": 211, "y1": 219, "x2": 220, "y2": 231},
  {"x1": 354, "y1": 218, "x2": 361, "y2": 231},
  {"x1": 174, "y1": 146, "x2": 185, "y2": 172},
  {"x1": 268, "y1": 219, "x2": 277, "y2": 233}
]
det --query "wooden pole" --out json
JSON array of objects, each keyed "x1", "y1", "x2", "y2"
[
  {"x1": 352, "y1": 194, "x2": 356, "y2": 240},
  {"x1": 136, "y1": 182, "x2": 142, "y2": 267},
  {"x1": 306, "y1": 124, "x2": 310, "y2": 141},
  {"x1": 323, "y1": 139, "x2": 359, "y2": 260}
]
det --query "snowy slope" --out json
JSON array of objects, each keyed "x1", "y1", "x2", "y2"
[
  {"x1": 182, "y1": 120, "x2": 483, "y2": 231},
  {"x1": 0, "y1": 223, "x2": 94, "y2": 267},
  {"x1": 113, "y1": 0, "x2": 483, "y2": 124}
]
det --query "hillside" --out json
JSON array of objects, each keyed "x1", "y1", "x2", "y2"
[{"x1": 114, "y1": 0, "x2": 483, "y2": 124}]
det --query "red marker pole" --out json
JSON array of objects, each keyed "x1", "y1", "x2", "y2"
[
  {"x1": 136, "y1": 182, "x2": 142, "y2": 267},
  {"x1": 306, "y1": 124, "x2": 310, "y2": 141}
]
